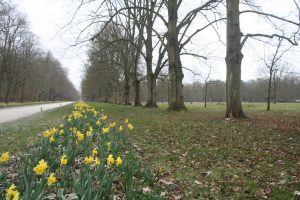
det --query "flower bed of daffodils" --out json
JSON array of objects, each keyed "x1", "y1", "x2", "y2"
[{"x1": 0, "y1": 102, "x2": 161, "y2": 199}]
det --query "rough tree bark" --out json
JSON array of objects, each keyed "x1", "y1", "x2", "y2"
[
  {"x1": 166, "y1": 0, "x2": 186, "y2": 111},
  {"x1": 144, "y1": 0, "x2": 155, "y2": 107},
  {"x1": 124, "y1": 73, "x2": 130, "y2": 105},
  {"x1": 225, "y1": 0, "x2": 245, "y2": 118},
  {"x1": 133, "y1": 79, "x2": 141, "y2": 106}
]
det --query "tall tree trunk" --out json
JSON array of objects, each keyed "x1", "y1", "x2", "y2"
[
  {"x1": 145, "y1": 42, "x2": 158, "y2": 107},
  {"x1": 105, "y1": 87, "x2": 109, "y2": 103},
  {"x1": 124, "y1": 76, "x2": 130, "y2": 105},
  {"x1": 144, "y1": 4, "x2": 158, "y2": 107},
  {"x1": 134, "y1": 80, "x2": 142, "y2": 106},
  {"x1": 114, "y1": 86, "x2": 118, "y2": 104},
  {"x1": 132, "y1": 23, "x2": 143, "y2": 107},
  {"x1": 225, "y1": 0, "x2": 245, "y2": 118},
  {"x1": 267, "y1": 72, "x2": 272, "y2": 111},
  {"x1": 273, "y1": 72, "x2": 277, "y2": 104},
  {"x1": 204, "y1": 82, "x2": 208, "y2": 108},
  {"x1": 145, "y1": 74, "x2": 158, "y2": 107},
  {"x1": 166, "y1": 0, "x2": 186, "y2": 111}
]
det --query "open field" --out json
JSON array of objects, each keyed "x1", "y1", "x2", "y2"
[{"x1": 0, "y1": 102, "x2": 299, "y2": 199}]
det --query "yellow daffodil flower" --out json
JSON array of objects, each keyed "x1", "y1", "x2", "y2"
[
  {"x1": 47, "y1": 173, "x2": 57, "y2": 186},
  {"x1": 84, "y1": 156, "x2": 94, "y2": 164},
  {"x1": 109, "y1": 122, "x2": 116, "y2": 128},
  {"x1": 92, "y1": 148, "x2": 98, "y2": 156},
  {"x1": 102, "y1": 127, "x2": 110, "y2": 134},
  {"x1": 43, "y1": 130, "x2": 50, "y2": 137},
  {"x1": 76, "y1": 131, "x2": 84, "y2": 141},
  {"x1": 101, "y1": 115, "x2": 108, "y2": 120},
  {"x1": 6, "y1": 184, "x2": 19, "y2": 200},
  {"x1": 127, "y1": 123, "x2": 134, "y2": 131},
  {"x1": 33, "y1": 159, "x2": 48, "y2": 175},
  {"x1": 49, "y1": 136, "x2": 55, "y2": 143},
  {"x1": 107, "y1": 154, "x2": 114, "y2": 165},
  {"x1": 86, "y1": 127, "x2": 93, "y2": 136},
  {"x1": 94, "y1": 157, "x2": 101, "y2": 165},
  {"x1": 96, "y1": 120, "x2": 101, "y2": 126},
  {"x1": 115, "y1": 156, "x2": 122, "y2": 166},
  {"x1": 125, "y1": 119, "x2": 129, "y2": 124},
  {"x1": 0, "y1": 152, "x2": 10, "y2": 163},
  {"x1": 50, "y1": 127, "x2": 57, "y2": 135},
  {"x1": 60, "y1": 155, "x2": 68, "y2": 166},
  {"x1": 119, "y1": 126, "x2": 124, "y2": 132}
]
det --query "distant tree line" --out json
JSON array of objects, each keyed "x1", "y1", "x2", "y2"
[
  {"x1": 83, "y1": 74, "x2": 300, "y2": 104},
  {"x1": 79, "y1": 0, "x2": 300, "y2": 116},
  {"x1": 182, "y1": 76, "x2": 300, "y2": 103},
  {"x1": 0, "y1": 1, "x2": 78, "y2": 103}
]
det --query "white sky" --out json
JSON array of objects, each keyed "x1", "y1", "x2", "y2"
[{"x1": 12, "y1": 0, "x2": 300, "y2": 89}]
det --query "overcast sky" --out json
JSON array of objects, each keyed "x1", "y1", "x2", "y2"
[{"x1": 12, "y1": 0, "x2": 300, "y2": 90}]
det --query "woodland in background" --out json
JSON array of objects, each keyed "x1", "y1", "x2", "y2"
[
  {"x1": 82, "y1": 77, "x2": 300, "y2": 104},
  {"x1": 0, "y1": 1, "x2": 78, "y2": 103},
  {"x1": 80, "y1": 0, "x2": 300, "y2": 116}
]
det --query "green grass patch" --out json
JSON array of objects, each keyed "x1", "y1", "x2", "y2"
[
  {"x1": 88, "y1": 102, "x2": 300, "y2": 199},
  {"x1": 1, "y1": 102, "x2": 299, "y2": 199}
]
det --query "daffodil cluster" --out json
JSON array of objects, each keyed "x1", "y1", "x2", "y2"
[{"x1": 0, "y1": 102, "x2": 156, "y2": 199}]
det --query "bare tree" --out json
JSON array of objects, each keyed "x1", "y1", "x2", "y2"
[
  {"x1": 0, "y1": 1, "x2": 78, "y2": 102},
  {"x1": 262, "y1": 38, "x2": 293, "y2": 111},
  {"x1": 225, "y1": 0, "x2": 245, "y2": 118},
  {"x1": 166, "y1": 0, "x2": 223, "y2": 110},
  {"x1": 203, "y1": 66, "x2": 212, "y2": 108},
  {"x1": 225, "y1": 0, "x2": 300, "y2": 118},
  {"x1": 75, "y1": 0, "x2": 224, "y2": 110}
]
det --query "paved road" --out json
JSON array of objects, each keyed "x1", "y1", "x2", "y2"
[{"x1": 0, "y1": 102, "x2": 74, "y2": 124}]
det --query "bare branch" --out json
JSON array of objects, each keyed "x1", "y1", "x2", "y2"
[
  {"x1": 179, "y1": 17, "x2": 226, "y2": 51},
  {"x1": 180, "y1": 52, "x2": 208, "y2": 60},
  {"x1": 240, "y1": 10, "x2": 300, "y2": 27},
  {"x1": 241, "y1": 33, "x2": 298, "y2": 48}
]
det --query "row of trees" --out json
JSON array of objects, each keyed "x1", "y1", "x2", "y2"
[
  {"x1": 80, "y1": 0, "x2": 300, "y2": 117},
  {"x1": 183, "y1": 76, "x2": 300, "y2": 104},
  {"x1": 83, "y1": 74, "x2": 300, "y2": 105},
  {"x1": 0, "y1": 0, "x2": 78, "y2": 103}
]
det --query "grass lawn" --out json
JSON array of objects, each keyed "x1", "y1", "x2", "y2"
[{"x1": 1, "y1": 102, "x2": 299, "y2": 199}]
